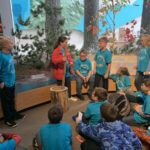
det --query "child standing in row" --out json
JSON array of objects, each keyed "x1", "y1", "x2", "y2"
[
  {"x1": 93, "y1": 37, "x2": 112, "y2": 90},
  {"x1": 135, "y1": 34, "x2": 150, "y2": 91},
  {"x1": 0, "y1": 36, "x2": 25, "y2": 127}
]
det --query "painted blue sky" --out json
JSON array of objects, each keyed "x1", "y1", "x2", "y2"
[
  {"x1": 11, "y1": 0, "x2": 143, "y2": 31},
  {"x1": 76, "y1": 0, "x2": 143, "y2": 32}
]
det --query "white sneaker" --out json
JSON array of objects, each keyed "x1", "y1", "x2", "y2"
[{"x1": 69, "y1": 97, "x2": 78, "y2": 101}]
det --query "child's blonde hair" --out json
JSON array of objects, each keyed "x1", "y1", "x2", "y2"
[
  {"x1": 0, "y1": 36, "x2": 12, "y2": 49},
  {"x1": 141, "y1": 34, "x2": 150, "y2": 47}
]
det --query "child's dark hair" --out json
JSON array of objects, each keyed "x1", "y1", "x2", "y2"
[
  {"x1": 54, "y1": 36, "x2": 68, "y2": 49},
  {"x1": 94, "y1": 87, "x2": 107, "y2": 101},
  {"x1": 119, "y1": 67, "x2": 130, "y2": 76},
  {"x1": 48, "y1": 104, "x2": 63, "y2": 124},
  {"x1": 101, "y1": 103, "x2": 120, "y2": 122},
  {"x1": 98, "y1": 37, "x2": 108, "y2": 43},
  {"x1": 80, "y1": 49, "x2": 88, "y2": 55},
  {"x1": 143, "y1": 79, "x2": 150, "y2": 88}
]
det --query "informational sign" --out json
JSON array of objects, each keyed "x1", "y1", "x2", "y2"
[{"x1": 110, "y1": 55, "x2": 137, "y2": 76}]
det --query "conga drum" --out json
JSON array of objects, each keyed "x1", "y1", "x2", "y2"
[{"x1": 50, "y1": 86, "x2": 69, "y2": 112}]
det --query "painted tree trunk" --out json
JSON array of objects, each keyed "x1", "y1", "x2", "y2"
[
  {"x1": 141, "y1": 0, "x2": 150, "y2": 33},
  {"x1": 84, "y1": 0, "x2": 99, "y2": 51},
  {"x1": 45, "y1": 0, "x2": 61, "y2": 52}
]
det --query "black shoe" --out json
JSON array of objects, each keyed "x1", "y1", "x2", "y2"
[
  {"x1": 77, "y1": 95, "x2": 84, "y2": 100},
  {"x1": 14, "y1": 114, "x2": 26, "y2": 120},
  {"x1": 5, "y1": 121, "x2": 17, "y2": 128}
]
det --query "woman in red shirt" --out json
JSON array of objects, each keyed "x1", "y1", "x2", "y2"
[{"x1": 51, "y1": 36, "x2": 74, "y2": 98}]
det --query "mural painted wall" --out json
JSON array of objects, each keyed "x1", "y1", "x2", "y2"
[
  {"x1": 11, "y1": 0, "x2": 143, "y2": 32},
  {"x1": 12, "y1": 0, "x2": 30, "y2": 29},
  {"x1": 10, "y1": 0, "x2": 144, "y2": 50}
]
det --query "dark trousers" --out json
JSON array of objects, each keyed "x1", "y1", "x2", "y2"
[
  {"x1": 81, "y1": 139, "x2": 100, "y2": 150},
  {"x1": 0, "y1": 85, "x2": 17, "y2": 122},
  {"x1": 57, "y1": 77, "x2": 71, "y2": 98},
  {"x1": 94, "y1": 73, "x2": 108, "y2": 90},
  {"x1": 135, "y1": 72, "x2": 144, "y2": 91},
  {"x1": 76, "y1": 75, "x2": 94, "y2": 96}
]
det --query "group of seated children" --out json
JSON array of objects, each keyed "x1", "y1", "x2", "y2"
[{"x1": 33, "y1": 77, "x2": 150, "y2": 150}]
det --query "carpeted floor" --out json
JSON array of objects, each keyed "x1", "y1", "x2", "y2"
[
  {"x1": 0, "y1": 95, "x2": 149, "y2": 150},
  {"x1": 0, "y1": 96, "x2": 89, "y2": 150}
]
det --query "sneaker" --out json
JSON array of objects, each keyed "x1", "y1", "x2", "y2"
[
  {"x1": 14, "y1": 114, "x2": 26, "y2": 120},
  {"x1": 5, "y1": 121, "x2": 17, "y2": 128},
  {"x1": 69, "y1": 97, "x2": 78, "y2": 101}
]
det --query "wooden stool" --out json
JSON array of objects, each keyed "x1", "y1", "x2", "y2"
[{"x1": 50, "y1": 86, "x2": 69, "y2": 112}]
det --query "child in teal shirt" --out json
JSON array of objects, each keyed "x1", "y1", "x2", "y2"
[
  {"x1": 83, "y1": 87, "x2": 108, "y2": 125},
  {"x1": 37, "y1": 104, "x2": 72, "y2": 150},
  {"x1": 94, "y1": 37, "x2": 112, "y2": 90},
  {"x1": 123, "y1": 79, "x2": 150, "y2": 125},
  {"x1": 110, "y1": 67, "x2": 131, "y2": 92},
  {"x1": 0, "y1": 36, "x2": 25, "y2": 128},
  {"x1": 74, "y1": 50, "x2": 94, "y2": 100},
  {"x1": 135, "y1": 34, "x2": 150, "y2": 90}
]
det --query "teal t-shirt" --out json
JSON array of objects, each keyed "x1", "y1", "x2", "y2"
[
  {"x1": 137, "y1": 48, "x2": 150, "y2": 72},
  {"x1": 94, "y1": 49, "x2": 112, "y2": 75},
  {"x1": 84, "y1": 100, "x2": 108, "y2": 125},
  {"x1": 134, "y1": 95, "x2": 150, "y2": 124},
  {"x1": 74, "y1": 58, "x2": 92, "y2": 77},
  {"x1": 0, "y1": 139, "x2": 16, "y2": 150},
  {"x1": 111, "y1": 75, "x2": 131, "y2": 91},
  {"x1": 0, "y1": 51, "x2": 16, "y2": 87},
  {"x1": 39, "y1": 123, "x2": 72, "y2": 150}
]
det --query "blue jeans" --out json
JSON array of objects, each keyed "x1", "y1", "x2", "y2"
[{"x1": 76, "y1": 75, "x2": 95, "y2": 96}]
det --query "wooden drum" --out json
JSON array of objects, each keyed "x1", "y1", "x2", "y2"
[{"x1": 50, "y1": 86, "x2": 69, "y2": 112}]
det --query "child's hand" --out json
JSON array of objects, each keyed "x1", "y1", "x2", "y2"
[
  {"x1": 134, "y1": 104, "x2": 143, "y2": 115},
  {"x1": 70, "y1": 68, "x2": 74, "y2": 74},
  {"x1": 119, "y1": 90, "x2": 125, "y2": 95},
  {"x1": 104, "y1": 73, "x2": 108, "y2": 79},
  {"x1": 92, "y1": 69, "x2": 96, "y2": 75},
  {"x1": 75, "y1": 135, "x2": 85, "y2": 143}
]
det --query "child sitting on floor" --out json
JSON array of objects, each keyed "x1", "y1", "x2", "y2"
[
  {"x1": 76, "y1": 103, "x2": 142, "y2": 150},
  {"x1": 35, "y1": 104, "x2": 72, "y2": 150},
  {"x1": 123, "y1": 79, "x2": 150, "y2": 125},
  {"x1": 110, "y1": 67, "x2": 131, "y2": 92},
  {"x1": 73, "y1": 87, "x2": 108, "y2": 125},
  {"x1": 0, "y1": 132, "x2": 22, "y2": 150}
]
